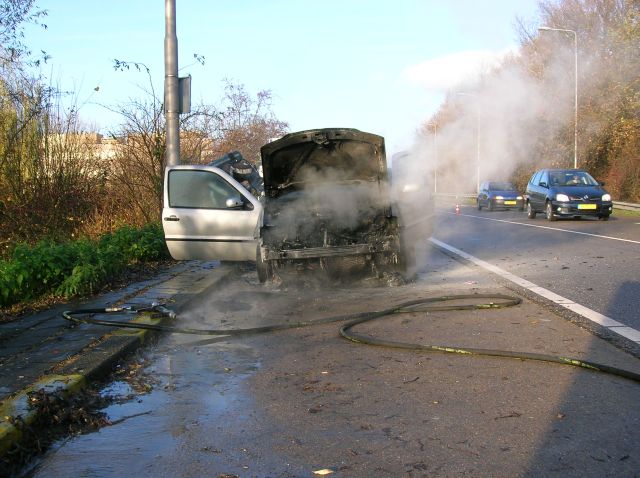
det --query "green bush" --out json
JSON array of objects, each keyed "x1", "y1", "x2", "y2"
[{"x1": 0, "y1": 222, "x2": 170, "y2": 307}]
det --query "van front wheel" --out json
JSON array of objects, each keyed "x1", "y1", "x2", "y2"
[{"x1": 256, "y1": 246, "x2": 272, "y2": 283}]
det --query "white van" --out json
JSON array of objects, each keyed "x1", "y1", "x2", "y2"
[{"x1": 163, "y1": 128, "x2": 407, "y2": 282}]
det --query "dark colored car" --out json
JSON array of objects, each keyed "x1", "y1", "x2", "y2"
[
  {"x1": 477, "y1": 181, "x2": 524, "y2": 211},
  {"x1": 525, "y1": 168, "x2": 613, "y2": 221}
]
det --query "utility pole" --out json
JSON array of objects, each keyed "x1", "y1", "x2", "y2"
[{"x1": 164, "y1": 0, "x2": 180, "y2": 166}]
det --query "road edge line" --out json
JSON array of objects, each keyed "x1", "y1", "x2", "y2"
[{"x1": 429, "y1": 237, "x2": 640, "y2": 347}]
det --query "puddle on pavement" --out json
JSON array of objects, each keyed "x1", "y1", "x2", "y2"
[{"x1": 25, "y1": 335, "x2": 261, "y2": 477}]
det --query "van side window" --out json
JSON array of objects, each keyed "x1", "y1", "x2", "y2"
[{"x1": 169, "y1": 170, "x2": 246, "y2": 209}]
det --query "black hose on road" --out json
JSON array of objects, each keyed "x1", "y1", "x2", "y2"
[{"x1": 62, "y1": 294, "x2": 640, "y2": 384}]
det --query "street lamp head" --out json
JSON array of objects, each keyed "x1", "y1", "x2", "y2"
[{"x1": 538, "y1": 26, "x2": 577, "y2": 36}]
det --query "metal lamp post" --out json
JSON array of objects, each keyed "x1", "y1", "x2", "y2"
[
  {"x1": 539, "y1": 26, "x2": 578, "y2": 169},
  {"x1": 165, "y1": 0, "x2": 180, "y2": 166}
]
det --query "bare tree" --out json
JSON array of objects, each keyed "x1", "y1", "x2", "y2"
[
  {"x1": 106, "y1": 70, "x2": 289, "y2": 226},
  {"x1": 0, "y1": 1, "x2": 108, "y2": 247},
  {"x1": 208, "y1": 79, "x2": 289, "y2": 163},
  {"x1": 0, "y1": 0, "x2": 48, "y2": 65}
]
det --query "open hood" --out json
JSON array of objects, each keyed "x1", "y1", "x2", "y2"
[{"x1": 260, "y1": 128, "x2": 386, "y2": 198}]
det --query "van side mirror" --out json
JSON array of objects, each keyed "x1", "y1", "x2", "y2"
[
  {"x1": 539, "y1": 181, "x2": 548, "y2": 188},
  {"x1": 599, "y1": 181, "x2": 605, "y2": 186},
  {"x1": 226, "y1": 197, "x2": 244, "y2": 209}
]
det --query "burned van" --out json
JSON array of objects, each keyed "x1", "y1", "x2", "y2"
[{"x1": 162, "y1": 128, "x2": 406, "y2": 282}]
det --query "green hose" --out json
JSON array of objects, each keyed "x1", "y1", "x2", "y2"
[{"x1": 63, "y1": 294, "x2": 640, "y2": 383}]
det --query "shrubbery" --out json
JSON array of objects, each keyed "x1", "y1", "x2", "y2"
[{"x1": 0, "y1": 222, "x2": 170, "y2": 307}]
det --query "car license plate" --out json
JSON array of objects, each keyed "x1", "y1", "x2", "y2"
[
  {"x1": 578, "y1": 204, "x2": 597, "y2": 210},
  {"x1": 504, "y1": 201, "x2": 516, "y2": 205}
]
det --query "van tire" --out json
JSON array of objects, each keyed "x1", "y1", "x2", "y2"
[{"x1": 256, "y1": 245, "x2": 272, "y2": 283}]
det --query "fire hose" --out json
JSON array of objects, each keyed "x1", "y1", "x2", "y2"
[{"x1": 62, "y1": 294, "x2": 640, "y2": 384}]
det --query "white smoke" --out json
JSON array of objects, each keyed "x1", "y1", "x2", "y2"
[
  {"x1": 383, "y1": 37, "x2": 601, "y2": 274},
  {"x1": 398, "y1": 39, "x2": 583, "y2": 196},
  {"x1": 402, "y1": 48, "x2": 517, "y2": 92}
]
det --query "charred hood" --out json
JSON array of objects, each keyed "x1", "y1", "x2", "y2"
[{"x1": 260, "y1": 128, "x2": 387, "y2": 198}]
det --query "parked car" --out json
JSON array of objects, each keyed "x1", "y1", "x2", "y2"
[
  {"x1": 477, "y1": 181, "x2": 524, "y2": 211},
  {"x1": 525, "y1": 168, "x2": 612, "y2": 221},
  {"x1": 162, "y1": 128, "x2": 408, "y2": 282}
]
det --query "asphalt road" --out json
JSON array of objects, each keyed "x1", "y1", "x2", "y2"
[
  {"x1": 23, "y1": 241, "x2": 640, "y2": 477},
  {"x1": 432, "y1": 206, "x2": 640, "y2": 333}
]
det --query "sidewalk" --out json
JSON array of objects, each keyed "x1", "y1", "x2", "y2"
[{"x1": 0, "y1": 260, "x2": 230, "y2": 457}]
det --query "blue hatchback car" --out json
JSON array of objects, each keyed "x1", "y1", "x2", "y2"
[
  {"x1": 477, "y1": 181, "x2": 524, "y2": 211},
  {"x1": 525, "y1": 169, "x2": 613, "y2": 221}
]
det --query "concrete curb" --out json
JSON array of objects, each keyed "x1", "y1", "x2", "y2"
[
  {"x1": 0, "y1": 261, "x2": 233, "y2": 460},
  {"x1": 0, "y1": 374, "x2": 86, "y2": 455}
]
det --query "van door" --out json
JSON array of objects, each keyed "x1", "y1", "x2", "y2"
[{"x1": 162, "y1": 165, "x2": 263, "y2": 261}]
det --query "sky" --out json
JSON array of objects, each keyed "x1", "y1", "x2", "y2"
[{"x1": 25, "y1": 0, "x2": 541, "y2": 156}]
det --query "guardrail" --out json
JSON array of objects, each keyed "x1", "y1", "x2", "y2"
[
  {"x1": 434, "y1": 193, "x2": 476, "y2": 199},
  {"x1": 433, "y1": 193, "x2": 640, "y2": 211},
  {"x1": 613, "y1": 201, "x2": 640, "y2": 211}
]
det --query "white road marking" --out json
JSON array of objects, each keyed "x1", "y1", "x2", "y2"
[
  {"x1": 446, "y1": 212, "x2": 640, "y2": 245},
  {"x1": 430, "y1": 237, "x2": 640, "y2": 345}
]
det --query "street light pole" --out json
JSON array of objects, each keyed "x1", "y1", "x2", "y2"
[
  {"x1": 458, "y1": 92, "x2": 480, "y2": 193},
  {"x1": 165, "y1": 0, "x2": 180, "y2": 166},
  {"x1": 539, "y1": 26, "x2": 578, "y2": 169}
]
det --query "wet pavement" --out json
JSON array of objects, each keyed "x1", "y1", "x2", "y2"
[
  {"x1": 11, "y1": 244, "x2": 640, "y2": 477},
  {"x1": 0, "y1": 260, "x2": 226, "y2": 462}
]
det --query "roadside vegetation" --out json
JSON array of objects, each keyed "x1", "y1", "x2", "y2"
[
  {"x1": 611, "y1": 207, "x2": 640, "y2": 217},
  {"x1": 0, "y1": 222, "x2": 169, "y2": 307},
  {"x1": 0, "y1": 2, "x2": 288, "y2": 308}
]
